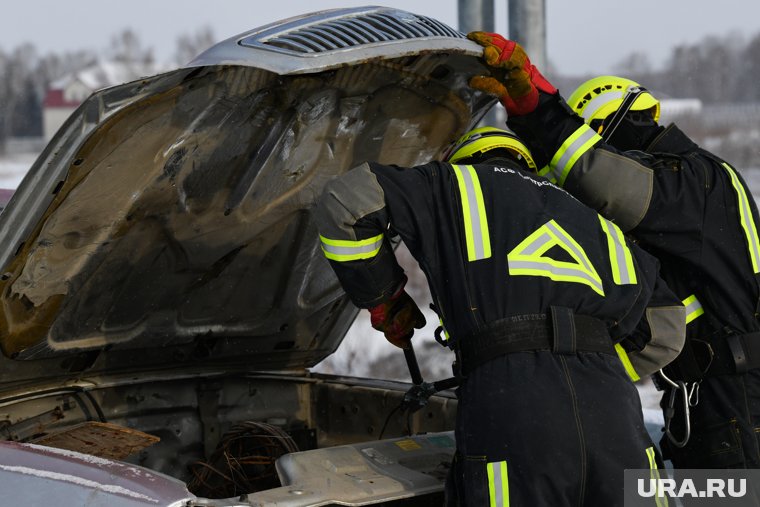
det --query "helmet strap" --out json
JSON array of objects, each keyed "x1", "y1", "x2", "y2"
[{"x1": 600, "y1": 86, "x2": 648, "y2": 143}]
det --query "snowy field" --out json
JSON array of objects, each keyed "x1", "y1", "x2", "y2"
[
  {"x1": 0, "y1": 153, "x2": 36, "y2": 189},
  {"x1": 2, "y1": 153, "x2": 760, "y2": 426}
]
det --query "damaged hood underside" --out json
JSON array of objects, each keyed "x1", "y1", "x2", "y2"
[{"x1": 0, "y1": 7, "x2": 494, "y2": 383}]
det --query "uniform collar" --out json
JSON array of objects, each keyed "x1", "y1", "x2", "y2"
[{"x1": 645, "y1": 123, "x2": 699, "y2": 155}]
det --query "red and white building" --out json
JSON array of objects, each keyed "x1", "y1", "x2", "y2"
[{"x1": 43, "y1": 62, "x2": 159, "y2": 141}]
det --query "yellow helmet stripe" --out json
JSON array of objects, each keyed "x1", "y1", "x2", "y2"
[
  {"x1": 582, "y1": 90, "x2": 625, "y2": 122},
  {"x1": 568, "y1": 76, "x2": 661, "y2": 124}
]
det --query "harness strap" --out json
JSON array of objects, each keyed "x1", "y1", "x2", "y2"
[
  {"x1": 663, "y1": 331, "x2": 760, "y2": 381},
  {"x1": 707, "y1": 331, "x2": 760, "y2": 376},
  {"x1": 601, "y1": 86, "x2": 648, "y2": 143},
  {"x1": 457, "y1": 306, "x2": 613, "y2": 376}
]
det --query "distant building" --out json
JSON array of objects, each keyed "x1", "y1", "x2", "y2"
[
  {"x1": 659, "y1": 98, "x2": 703, "y2": 123},
  {"x1": 42, "y1": 61, "x2": 159, "y2": 141}
]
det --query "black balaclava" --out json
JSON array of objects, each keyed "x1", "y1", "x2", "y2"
[{"x1": 591, "y1": 110, "x2": 664, "y2": 152}]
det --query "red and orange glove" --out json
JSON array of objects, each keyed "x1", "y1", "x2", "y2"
[
  {"x1": 467, "y1": 31, "x2": 557, "y2": 116},
  {"x1": 368, "y1": 280, "x2": 426, "y2": 349}
]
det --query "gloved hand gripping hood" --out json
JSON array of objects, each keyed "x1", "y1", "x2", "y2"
[{"x1": 0, "y1": 7, "x2": 494, "y2": 381}]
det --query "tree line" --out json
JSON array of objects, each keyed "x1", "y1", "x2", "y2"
[
  {"x1": 1, "y1": 27, "x2": 759, "y2": 151},
  {"x1": 552, "y1": 29, "x2": 760, "y2": 104},
  {"x1": 0, "y1": 27, "x2": 215, "y2": 152}
]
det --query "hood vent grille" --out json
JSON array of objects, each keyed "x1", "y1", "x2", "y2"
[{"x1": 242, "y1": 11, "x2": 464, "y2": 55}]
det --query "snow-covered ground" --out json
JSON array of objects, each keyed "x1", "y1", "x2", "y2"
[
  {"x1": 0, "y1": 153, "x2": 36, "y2": 189},
  {"x1": 2, "y1": 152, "x2": 759, "y2": 426}
]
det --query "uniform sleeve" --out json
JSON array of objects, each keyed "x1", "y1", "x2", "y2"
[
  {"x1": 610, "y1": 242, "x2": 686, "y2": 381},
  {"x1": 314, "y1": 162, "x2": 405, "y2": 308},
  {"x1": 507, "y1": 93, "x2": 703, "y2": 236},
  {"x1": 617, "y1": 279, "x2": 686, "y2": 381}
]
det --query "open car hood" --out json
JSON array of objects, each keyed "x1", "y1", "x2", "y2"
[{"x1": 0, "y1": 7, "x2": 494, "y2": 384}]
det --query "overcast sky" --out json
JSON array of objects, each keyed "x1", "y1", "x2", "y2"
[{"x1": 0, "y1": 1, "x2": 757, "y2": 76}]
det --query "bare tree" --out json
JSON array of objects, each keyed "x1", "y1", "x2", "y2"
[
  {"x1": 10, "y1": 77, "x2": 41, "y2": 137},
  {"x1": 700, "y1": 35, "x2": 741, "y2": 103},
  {"x1": 0, "y1": 41, "x2": 100, "y2": 152},
  {"x1": 0, "y1": 44, "x2": 36, "y2": 152},
  {"x1": 108, "y1": 28, "x2": 154, "y2": 65},
  {"x1": 740, "y1": 33, "x2": 760, "y2": 101},
  {"x1": 174, "y1": 26, "x2": 216, "y2": 65},
  {"x1": 664, "y1": 44, "x2": 700, "y2": 98},
  {"x1": 614, "y1": 51, "x2": 653, "y2": 76},
  {"x1": 37, "y1": 50, "x2": 98, "y2": 85}
]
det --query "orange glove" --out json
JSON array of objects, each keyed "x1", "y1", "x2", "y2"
[
  {"x1": 368, "y1": 282, "x2": 426, "y2": 349},
  {"x1": 467, "y1": 31, "x2": 557, "y2": 116}
]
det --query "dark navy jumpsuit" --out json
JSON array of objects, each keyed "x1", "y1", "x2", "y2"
[
  {"x1": 315, "y1": 158, "x2": 685, "y2": 505},
  {"x1": 509, "y1": 91, "x2": 760, "y2": 469}
]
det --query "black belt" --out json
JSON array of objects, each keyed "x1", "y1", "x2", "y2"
[
  {"x1": 663, "y1": 331, "x2": 760, "y2": 382},
  {"x1": 457, "y1": 306, "x2": 615, "y2": 376}
]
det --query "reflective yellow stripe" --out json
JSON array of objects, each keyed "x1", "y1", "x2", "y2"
[
  {"x1": 582, "y1": 90, "x2": 626, "y2": 122},
  {"x1": 599, "y1": 216, "x2": 637, "y2": 285},
  {"x1": 549, "y1": 124, "x2": 602, "y2": 186},
  {"x1": 682, "y1": 294, "x2": 704, "y2": 325},
  {"x1": 452, "y1": 164, "x2": 492, "y2": 261},
  {"x1": 319, "y1": 233, "x2": 384, "y2": 262},
  {"x1": 722, "y1": 163, "x2": 760, "y2": 273},
  {"x1": 487, "y1": 460, "x2": 509, "y2": 507},
  {"x1": 537, "y1": 165, "x2": 557, "y2": 184},
  {"x1": 646, "y1": 447, "x2": 668, "y2": 507},
  {"x1": 508, "y1": 220, "x2": 604, "y2": 296},
  {"x1": 615, "y1": 343, "x2": 640, "y2": 382}
]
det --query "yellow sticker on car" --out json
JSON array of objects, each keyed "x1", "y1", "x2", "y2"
[{"x1": 395, "y1": 439, "x2": 422, "y2": 451}]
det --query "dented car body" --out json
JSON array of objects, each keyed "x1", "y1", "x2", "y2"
[{"x1": 0, "y1": 7, "x2": 493, "y2": 506}]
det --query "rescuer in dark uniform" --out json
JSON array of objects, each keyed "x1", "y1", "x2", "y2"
[
  {"x1": 465, "y1": 31, "x2": 760, "y2": 469},
  {"x1": 314, "y1": 127, "x2": 685, "y2": 505}
]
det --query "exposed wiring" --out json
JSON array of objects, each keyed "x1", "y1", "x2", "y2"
[
  {"x1": 187, "y1": 421, "x2": 298, "y2": 499},
  {"x1": 81, "y1": 390, "x2": 107, "y2": 422},
  {"x1": 378, "y1": 402, "x2": 404, "y2": 440}
]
